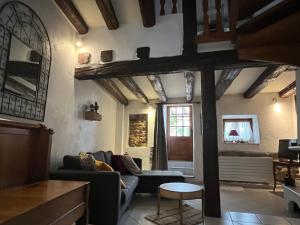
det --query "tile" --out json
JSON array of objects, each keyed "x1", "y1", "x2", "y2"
[
  {"x1": 286, "y1": 217, "x2": 300, "y2": 225},
  {"x1": 230, "y1": 212, "x2": 262, "y2": 224},
  {"x1": 204, "y1": 217, "x2": 233, "y2": 225},
  {"x1": 256, "y1": 214, "x2": 291, "y2": 225}
]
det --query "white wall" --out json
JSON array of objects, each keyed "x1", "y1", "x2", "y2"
[
  {"x1": 217, "y1": 93, "x2": 297, "y2": 153},
  {"x1": 0, "y1": 0, "x2": 120, "y2": 169},
  {"x1": 78, "y1": 14, "x2": 183, "y2": 62}
]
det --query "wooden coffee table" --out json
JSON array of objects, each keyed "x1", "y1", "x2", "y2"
[{"x1": 157, "y1": 182, "x2": 204, "y2": 225}]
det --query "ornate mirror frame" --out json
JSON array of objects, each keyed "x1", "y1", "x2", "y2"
[{"x1": 0, "y1": 1, "x2": 51, "y2": 121}]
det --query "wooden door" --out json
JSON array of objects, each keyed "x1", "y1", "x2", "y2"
[{"x1": 167, "y1": 105, "x2": 193, "y2": 161}]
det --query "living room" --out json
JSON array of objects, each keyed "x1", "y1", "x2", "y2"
[{"x1": 0, "y1": 0, "x2": 300, "y2": 225}]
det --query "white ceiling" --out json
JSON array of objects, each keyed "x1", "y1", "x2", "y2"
[
  {"x1": 72, "y1": 0, "x2": 142, "y2": 28},
  {"x1": 111, "y1": 68, "x2": 296, "y2": 102}
]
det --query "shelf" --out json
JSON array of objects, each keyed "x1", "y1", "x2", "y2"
[{"x1": 85, "y1": 111, "x2": 102, "y2": 121}]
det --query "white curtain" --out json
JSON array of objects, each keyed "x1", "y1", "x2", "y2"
[{"x1": 224, "y1": 121, "x2": 254, "y2": 143}]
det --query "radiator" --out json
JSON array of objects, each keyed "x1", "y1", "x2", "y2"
[{"x1": 219, "y1": 156, "x2": 273, "y2": 184}]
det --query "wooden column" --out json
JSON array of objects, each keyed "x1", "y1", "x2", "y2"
[
  {"x1": 182, "y1": 0, "x2": 197, "y2": 56},
  {"x1": 201, "y1": 67, "x2": 221, "y2": 217}
]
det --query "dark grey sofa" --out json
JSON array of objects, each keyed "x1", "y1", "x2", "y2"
[{"x1": 50, "y1": 151, "x2": 185, "y2": 225}]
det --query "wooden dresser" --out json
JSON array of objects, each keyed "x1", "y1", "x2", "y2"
[
  {"x1": 0, "y1": 120, "x2": 89, "y2": 225},
  {"x1": 0, "y1": 180, "x2": 89, "y2": 225}
]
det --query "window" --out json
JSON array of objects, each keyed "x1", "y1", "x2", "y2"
[
  {"x1": 169, "y1": 106, "x2": 191, "y2": 137},
  {"x1": 222, "y1": 115, "x2": 260, "y2": 144}
]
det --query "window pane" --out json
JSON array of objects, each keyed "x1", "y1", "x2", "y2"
[
  {"x1": 183, "y1": 116, "x2": 190, "y2": 126},
  {"x1": 177, "y1": 127, "x2": 183, "y2": 136},
  {"x1": 170, "y1": 107, "x2": 176, "y2": 115},
  {"x1": 176, "y1": 107, "x2": 182, "y2": 115},
  {"x1": 170, "y1": 127, "x2": 176, "y2": 136},
  {"x1": 183, "y1": 107, "x2": 190, "y2": 115},
  {"x1": 170, "y1": 116, "x2": 177, "y2": 126},
  {"x1": 183, "y1": 127, "x2": 190, "y2": 136},
  {"x1": 177, "y1": 116, "x2": 183, "y2": 126}
]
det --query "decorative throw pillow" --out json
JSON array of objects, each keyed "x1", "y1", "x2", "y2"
[
  {"x1": 79, "y1": 152, "x2": 96, "y2": 170},
  {"x1": 95, "y1": 160, "x2": 126, "y2": 189},
  {"x1": 120, "y1": 155, "x2": 142, "y2": 175},
  {"x1": 111, "y1": 155, "x2": 130, "y2": 175}
]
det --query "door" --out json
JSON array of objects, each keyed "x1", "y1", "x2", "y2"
[{"x1": 167, "y1": 105, "x2": 193, "y2": 161}]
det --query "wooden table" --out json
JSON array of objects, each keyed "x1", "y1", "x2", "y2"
[
  {"x1": 157, "y1": 182, "x2": 204, "y2": 225},
  {"x1": 273, "y1": 159, "x2": 300, "y2": 191},
  {"x1": 0, "y1": 180, "x2": 90, "y2": 225}
]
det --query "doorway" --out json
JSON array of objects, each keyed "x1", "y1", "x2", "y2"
[{"x1": 166, "y1": 105, "x2": 194, "y2": 175}]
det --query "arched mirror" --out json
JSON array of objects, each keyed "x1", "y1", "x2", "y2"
[{"x1": 0, "y1": 1, "x2": 51, "y2": 121}]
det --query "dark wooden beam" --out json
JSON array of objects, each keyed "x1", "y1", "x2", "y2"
[
  {"x1": 75, "y1": 50, "x2": 274, "y2": 80},
  {"x1": 184, "y1": 72, "x2": 195, "y2": 102},
  {"x1": 119, "y1": 77, "x2": 149, "y2": 104},
  {"x1": 279, "y1": 81, "x2": 296, "y2": 98},
  {"x1": 238, "y1": 0, "x2": 273, "y2": 20},
  {"x1": 238, "y1": 0, "x2": 300, "y2": 34},
  {"x1": 244, "y1": 65, "x2": 289, "y2": 99},
  {"x1": 201, "y1": 66, "x2": 221, "y2": 217},
  {"x1": 147, "y1": 75, "x2": 167, "y2": 102},
  {"x1": 96, "y1": 80, "x2": 128, "y2": 105},
  {"x1": 238, "y1": 11, "x2": 300, "y2": 66},
  {"x1": 182, "y1": 0, "x2": 197, "y2": 55},
  {"x1": 215, "y1": 68, "x2": 242, "y2": 100},
  {"x1": 95, "y1": 0, "x2": 119, "y2": 30},
  {"x1": 138, "y1": 0, "x2": 155, "y2": 28},
  {"x1": 55, "y1": 0, "x2": 88, "y2": 34}
]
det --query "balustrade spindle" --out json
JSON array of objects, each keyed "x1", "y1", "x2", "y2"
[
  {"x1": 172, "y1": 0, "x2": 177, "y2": 14},
  {"x1": 202, "y1": 0, "x2": 209, "y2": 35},
  {"x1": 215, "y1": 0, "x2": 223, "y2": 32},
  {"x1": 160, "y1": 0, "x2": 165, "y2": 15}
]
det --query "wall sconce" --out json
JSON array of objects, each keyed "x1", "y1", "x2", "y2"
[
  {"x1": 85, "y1": 101, "x2": 102, "y2": 121},
  {"x1": 272, "y1": 97, "x2": 282, "y2": 113}
]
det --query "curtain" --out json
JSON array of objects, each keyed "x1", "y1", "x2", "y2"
[
  {"x1": 224, "y1": 121, "x2": 254, "y2": 143},
  {"x1": 151, "y1": 103, "x2": 168, "y2": 170}
]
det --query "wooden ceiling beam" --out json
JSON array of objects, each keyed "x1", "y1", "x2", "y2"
[
  {"x1": 147, "y1": 75, "x2": 167, "y2": 102},
  {"x1": 243, "y1": 65, "x2": 289, "y2": 99},
  {"x1": 184, "y1": 72, "x2": 195, "y2": 102},
  {"x1": 96, "y1": 80, "x2": 128, "y2": 105},
  {"x1": 215, "y1": 68, "x2": 242, "y2": 100},
  {"x1": 138, "y1": 0, "x2": 155, "y2": 28},
  {"x1": 279, "y1": 81, "x2": 296, "y2": 98},
  {"x1": 55, "y1": 0, "x2": 88, "y2": 34},
  {"x1": 95, "y1": 0, "x2": 119, "y2": 30},
  {"x1": 75, "y1": 50, "x2": 274, "y2": 80},
  {"x1": 119, "y1": 77, "x2": 149, "y2": 104},
  {"x1": 238, "y1": 0, "x2": 300, "y2": 34}
]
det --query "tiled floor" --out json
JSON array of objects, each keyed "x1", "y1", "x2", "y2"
[{"x1": 119, "y1": 187, "x2": 300, "y2": 225}]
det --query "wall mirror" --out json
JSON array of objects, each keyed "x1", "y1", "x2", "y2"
[{"x1": 0, "y1": 1, "x2": 51, "y2": 121}]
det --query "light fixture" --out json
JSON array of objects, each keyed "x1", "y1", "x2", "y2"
[
  {"x1": 273, "y1": 97, "x2": 281, "y2": 113},
  {"x1": 75, "y1": 40, "x2": 82, "y2": 47}
]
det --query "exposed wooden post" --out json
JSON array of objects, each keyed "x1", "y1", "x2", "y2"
[
  {"x1": 182, "y1": 0, "x2": 197, "y2": 56},
  {"x1": 119, "y1": 77, "x2": 149, "y2": 104},
  {"x1": 96, "y1": 80, "x2": 128, "y2": 105},
  {"x1": 95, "y1": 0, "x2": 119, "y2": 30},
  {"x1": 139, "y1": 0, "x2": 156, "y2": 28},
  {"x1": 184, "y1": 72, "x2": 195, "y2": 102},
  {"x1": 279, "y1": 81, "x2": 296, "y2": 98},
  {"x1": 201, "y1": 66, "x2": 221, "y2": 217},
  {"x1": 54, "y1": 0, "x2": 88, "y2": 34},
  {"x1": 215, "y1": 68, "x2": 242, "y2": 100},
  {"x1": 244, "y1": 65, "x2": 289, "y2": 98},
  {"x1": 147, "y1": 75, "x2": 168, "y2": 102}
]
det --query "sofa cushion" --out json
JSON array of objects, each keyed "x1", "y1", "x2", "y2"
[
  {"x1": 112, "y1": 155, "x2": 130, "y2": 175},
  {"x1": 79, "y1": 152, "x2": 96, "y2": 170},
  {"x1": 120, "y1": 175, "x2": 138, "y2": 204},
  {"x1": 89, "y1": 151, "x2": 106, "y2": 162},
  {"x1": 63, "y1": 155, "x2": 82, "y2": 170},
  {"x1": 104, "y1": 151, "x2": 113, "y2": 165}
]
